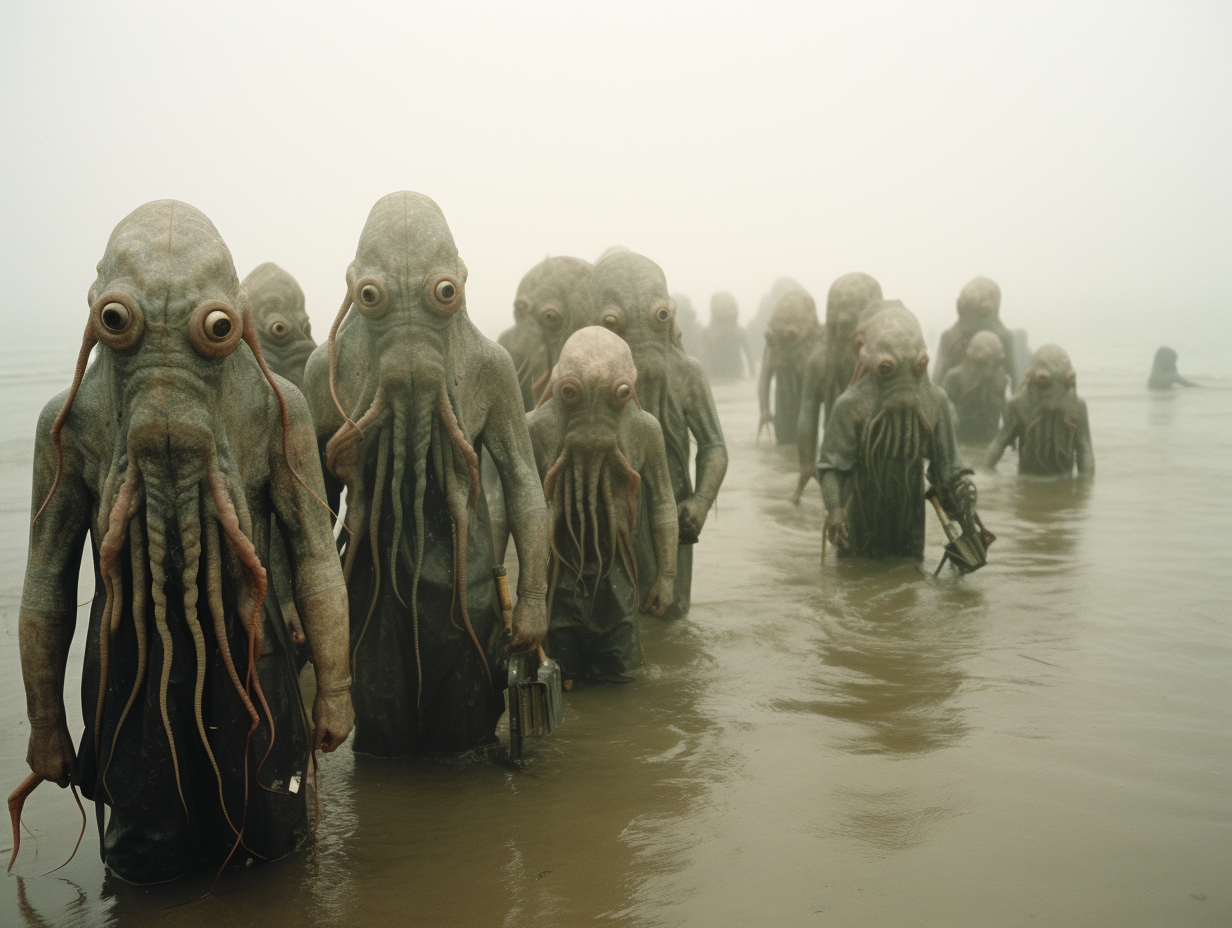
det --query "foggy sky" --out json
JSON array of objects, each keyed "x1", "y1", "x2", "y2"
[{"x1": 2, "y1": 1, "x2": 1229, "y2": 374}]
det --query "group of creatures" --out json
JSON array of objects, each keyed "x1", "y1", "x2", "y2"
[
  {"x1": 16, "y1": 192, "x2": 1191, "y2": 887},
  {"x1": 13, "y1": 194, "x2": 727, "y2": 884}
]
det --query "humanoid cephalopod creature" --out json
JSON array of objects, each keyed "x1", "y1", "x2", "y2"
[
  {"x1": 1147, "y1": 347, "x2": 1197, "y2": 390},
  {"x1": 759, "y1": 289, "x2": 823, "y2": 446},
  {"x1": 986, "y1": 343, "x2": 1094, "y2": 478},
  {"x1": 941, "y1": 329, "x2": 1009, "y2": 445},
  {"x1": 592, "y1": 250, "x2": 727, "y2": 621},
  {"x1": 516, "y1": 255, "x2": 593, "y2": 401},
  {"x1": 792, "y1": 272, "x2": 884, "y2": 503},
  {"x1": 302, "y1": 191, "x2": 550, "y2": 757},
  {"x1": 17, "y1": 200, "x2": 353, "y2": 883},
  {"x1": 243, "y1": 262, "x2": 317, "y2": 393},
  {"x1": 701, "y1": 291, "x2": 754, "y2": 381},
  {"x1": 526, "y1": 327, "x2": 677, "y2": 683},
  {"x1": 933, "y1": 276, "x2": 1018, "y2": 387},
  {"x1": 818, "y1": 306, "x2": 976, "y2": 560}
]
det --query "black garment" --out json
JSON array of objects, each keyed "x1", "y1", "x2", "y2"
[
  {"x1": 77, "y1": 542, "x2": 310, "y2": 884},
  {"x1": 347, "y1": 454, "x2": 504, "y2": 757},
  {"x1": 546, "y1": 564, "x2": 641, "y2": 684}
]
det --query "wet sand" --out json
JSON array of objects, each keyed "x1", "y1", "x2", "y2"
[{"x1": 0, "y1": 358, "x2": 1228, "y2": 926}]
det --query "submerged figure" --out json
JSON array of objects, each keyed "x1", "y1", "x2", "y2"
[
  {"x1": 793, "y1": 272, "x2": 884, "y2": 503},
  {"x1": 243, "y1": 262, "x2": 317, "y2": 392},
  {"x1": 701, "y1": 291, "x2": 754, "y2": 380},
  {"x1": 933, "y1": 276, "x2": 1018, "y2": 387},
  {"x1": 672, "y1": 292, "x2": 703, "y2": 358},
  {"x1": 498, "y1": 289, "x2": 549, "y2": 412},
  {"x1": 818, "y1": 306, "x2": 976, "y2": 560},
  {"x1": 986, "y1": 344, "x2": 1094, "y2": 478},
  {"x1": 302, "y1": 192, "x2": 550, "y2": 757},
  {"x1": 941, "y1": 329, "x2": 1008, "y2": 444},
  {"x1": 18, "y1": 200, "x2": 353, "y2": 883},
  {"x1": 526, "y1": 327, "x2": 677, "y2": 683},
  {"x1": 1147, "y1": 346, "x2": 1198, "y2": 390},
  {"x1": 759, "y1": 290, "x2": 823, "y2": 445},
  {"x1": 592, "y1": 250, "x2": 727, "y2": 620}
]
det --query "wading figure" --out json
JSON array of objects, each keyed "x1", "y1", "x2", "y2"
[
  {"x1": 941, "y1": 330, "x2": 1008, "y2": 444},
  {"x1": 986, "y1": 344, "x2": 1094, "y2": 477},
  {"x1": 302, "y1": 192, "x2": 550, "y2": 757},
  {"x1": 526, "y1": 327, "x2": 677, "y2": 683},
  {"x1": 243, "y1": 262, "x2": 317, "y2": 393},
  {"x1": 18, "y1": 201, "x2": 353, "y2": 883},
  {"x1": 818, "y1": 307, "x2": 976, "y2": 560},
  {"x1": 933, "y1": 277, "x2": 1018, "y2": 387},
  {"x1": 1147, "y1": 346, "x2": 1197, "y2": 390},
  {"x1": 671, "y1": 292, "x2": 703, "y2": 357},
  {"x1": 792, "y1": 273, "x2": 883, "y2": 503},
  {"x1": 759, "y1": 290, "x2": 823, "y2": 445},
  {"x1": 498, "y1": 285, "x2": 549, "y2": 412},
  {"x1": 700, "y1": 292, "x2": 754, "y2": 380},
  {"x1": 592, "y1": 251, "x2": 727, "y2": 620},
  {"x1": 518, "y1": 255, "x2": 593, "y2": 397}
]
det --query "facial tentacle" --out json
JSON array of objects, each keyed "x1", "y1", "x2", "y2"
[
  {"x1": 351, "y1": 422, "x2": 390, "y2": 673},
  {"x1": 33, "y1": 323, "x2": 98, "y2": 525}
]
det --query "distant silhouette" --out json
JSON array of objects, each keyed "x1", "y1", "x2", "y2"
[{"x1": 1147, "y1": 346, "x2": 1197, "y2": 390}]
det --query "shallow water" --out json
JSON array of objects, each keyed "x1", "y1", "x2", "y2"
[{"x1": 0, "y1": 354, "x2": 1228, "y2": 927}]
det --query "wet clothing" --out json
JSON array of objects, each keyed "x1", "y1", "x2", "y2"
[
  {"x1": 934, "y1": 321, "x2": 1018, "y2": 387},
  {"x1": 995, "y1": 396, "x2": 1094, "y2": 477},
  {"x1": 77, "y1": 544, "x2": 310, "y2": 884},
  {"x1": 817, "y1": 379, "x2": 971, "y2": 560},
  {"x1": 546, "y1": 564, "x2": 641, "y2": 684},
  {"x1": 346, "y1": 454, "x2": 505, "y2": 757}
]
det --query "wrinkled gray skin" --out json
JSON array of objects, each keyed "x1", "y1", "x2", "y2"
[
  {"x1": 526, "y1": 327, "x2": 678, "y2": 618},
  {"x1": 302, "y1": 192, "x2": 550, "y2": 754},
  {"x1": 701, "y1": 291, "x2": 755, "y2": 380},
  {"x1": 941, "y1": 330, "x2": 1009, "y2": 445},
  {"x1": 1148, "y1": 346, "x2": 1197, "y2": 390},
  {"x1": 243, "y1": 262, "x2": 317, "y2": 393},
  {"x1": 792, "y1": 273, "x2": 883, "y2": 503},
  {"x1": 671, "y1": 292, "x2": 703, "y2": 358},
  {"x1": 818, "y1": 307, "x2": 976, "y2": 560},
  {"x1": 759, "y1": 290, "x2": 823, "y2": 446},
  {"x1": 20, "y1": 200, "x2": 352, "y2": 881},
  {"x1": 518, "y1": 255, "x2": 594, "y2": 400},
  {"x1": 986, "y1": 343, "x2": 1094, "y2": 477},
  {"x1": 933, "y1": 277, "x2": 1018, "y2": 387},
  {"x1": 498, "y1": 297, "x2": 548, "y2": 413},
  {"x1": 592, "y1": 251, "x2": 727, "y2": 620}
]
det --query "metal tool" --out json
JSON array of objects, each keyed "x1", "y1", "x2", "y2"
[
  {"x1": 495, "y1": 566, "x2": 563, "y2": 760},
  {"x1": 927, "y1": 488, "x2": 995, "y2": 576}
]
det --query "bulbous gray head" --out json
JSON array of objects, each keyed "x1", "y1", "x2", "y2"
[
  {"x1": 516, "y1": 256, "x2": 593, "y2": 364},
  {"x1": 956, "y1": 276, "x2": 1001, "y2": 324},
  {"x1": 243, "y1": 262, "x2": 315, "y2": 387},
  {"x1": 345, "y1": 192, "x2": 468, "y2": 391},
  {"x1": 591, "y1": 251, "x2": 676, "y2": 369},
  {"x1": 672, "y1": 293, "x2": 696, "y2": 322},
  {"x1": 710, "y1": 291, "x2": 739, "y2": 325},
  {"x1": 826, "y1": 272, "x2": 883, "y2": 339},
  {"x1": 1024, "y1": 343, "x2": 1076, "y2": 407},
  {"x1": 550, "y1": 326, "x2": 639, "y2": 443},
  {"x1": 966, "y1": 329, "x2": 1006, "y2": 363},
  {"x1": 1151, "y1": 346, "x2": 1179, "y2": 374},
  {"x1": 766, "y1": 290, "x2": 820, "y2": 346},
  {"x1": 854, "y1": 306, "x2": 930, "y2": 401}
]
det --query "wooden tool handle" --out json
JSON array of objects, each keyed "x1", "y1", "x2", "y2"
[{"x1": 493, "y1": 566, "x2": 514, "y2": 631}]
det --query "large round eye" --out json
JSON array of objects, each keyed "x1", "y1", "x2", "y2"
[
  {"x1": 612, "y1": 380, "x2": 633, "y2": 405},
  {"x1": 652, "y1": 304, "x2": 673, "y2": 329},
  {"x1": 875, "y1": 358, "x2": 896, "y2": 377},
  {"x1": 558, "y1": 377, "x2": 582, "y2": 404},
  {"x1": 426, "y1": 274, "x2": 464, "y2": 315},
  {"x1": 353, "y1": 275, "x2": 388, "y2": 317},
  {"x1": 189, "y1": 300, "x2": 243, "y2": 358},
  {"x1": 268, "y1": 318, "x2": 291, "y2": 340},
  {"x1": 90, "y1": 291, "x2": 144, "y2": 351},
  {"x1": 913, "y1": 353, "x2": 929, "y2": 376},
  {"x1": 599, "y1": 307, "x2": 625, "y2": 334},
  {"x1": 1034, "y1": 371, "x2": 1051, "y2": 385},
  {"x1": 540, "y1": 305, "x2": 562, "y2": 328}
]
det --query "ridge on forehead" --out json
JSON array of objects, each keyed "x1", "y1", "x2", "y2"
[
  {"x1": 1029, "y1": 343, "x2": 1072, "y2": 372},
  {"x1": 592, "y1": 251, "x2": 668, "y2": 301},
  {"x1": 557, "y1": 325, "x2": 636, "y2": 382},
  {"x1": 827, "y1": 272, "x2": 882, "y2": 313},
  {"x1": 356, "y1": 191, "x2": 459, "y2": 266},
  {"x1": 243, "y1": 262, "x2": 306, "y2": 315},
  {"x1": 859, "y1": 305, "x2": 925, "y2": 349},
  {"x1": 97, "y1": 199, "x2": 237, "y2": 294}
]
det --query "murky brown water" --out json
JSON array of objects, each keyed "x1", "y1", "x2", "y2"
[{"x1": 1, "y1": 355, "x2": 1228, "y2": 926}]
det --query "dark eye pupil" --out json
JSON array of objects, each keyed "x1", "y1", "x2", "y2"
[
  {"x1": 102, "y1": 308, "x2": 125, "y2": 329},
  {"x1": 362, "y1": 286, "x2": 377, "y2": 303},
  {"x1": 212, "y1": 317, "x2": 232, "y2": 338},
  {"x1": 440, "y1": 283, "x2": 455, "y2": 300}
]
